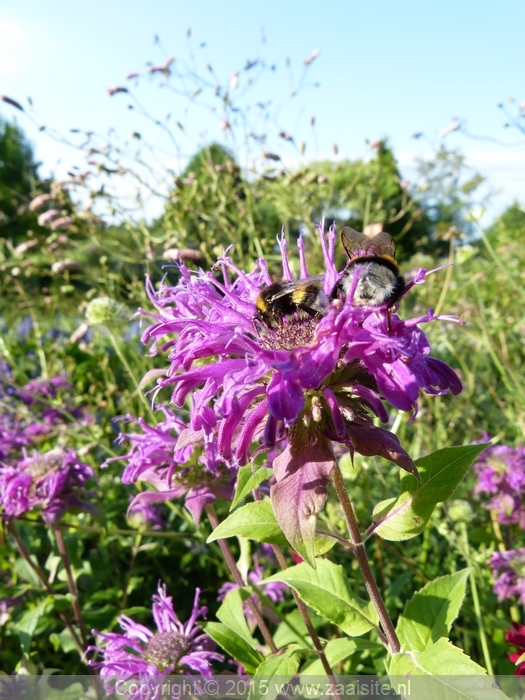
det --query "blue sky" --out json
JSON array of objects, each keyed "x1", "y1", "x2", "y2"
[{"x1": 1, "y1": 0, "x2": 524, "y2": 221}]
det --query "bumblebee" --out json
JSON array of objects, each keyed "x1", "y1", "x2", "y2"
[
  {"x1": 331, "y1": 226, "x2": 405, "y2": 307},
  {"x1": 255, "y1": 277, "x2": 328, "y2": 328}
]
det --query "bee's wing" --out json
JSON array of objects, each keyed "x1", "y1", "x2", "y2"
[
  {"x1": 341, "y1": 226, "x2": 395, "y2": 258},
  {"x1": 268, "y1": 276, "x2": 323, "y2": 302}
]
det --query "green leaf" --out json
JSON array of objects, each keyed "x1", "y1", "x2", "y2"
[
  {"x1": 300, "y1": 638, "x2": 383, "y2": 675},
  {"x1": 16, "y1": 598, "x2": 52, "y2": 654},
  {"x1": 49, "y1": 627, "x2": 80, "y2": 654},
  {"x1": 13, "y1": 556, "x2": 42, "y2": 587},
  {"x1": 207, "y1": 500, "x2": 336, "y2": 554},
  {"x1": 396, "y1": 569, "x2": 471, "y2": 651},
  {"x1": 207, "y1": 501, "x2": 288, "y2": 546},
  {"x1": 388, "y1": 638, "x2": 509, "y2": 699},
  {"x1": 250, "y1": 650, "x2": 302, "y2": 700},
  {"x1": 201, "y1": 621, "x2": 264, "y2": 674},
  {"x1": 263, "y1": 559, "x2": 378, "y2": 637},
  {"x1": 231, "y1": 466, "x2": 273, "y2": 510},
  {"x1": 273, "y1": 609, "x2": 321, "y2": 648},
  {"x1": 372, "y1": 444, "x2": 488, "y2": 541},
  {"x1": 216, "y1": 588, "x2": 257, "y2": 646}
]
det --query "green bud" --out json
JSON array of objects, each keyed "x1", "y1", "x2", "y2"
[
  {"x1": 85, "y1": 296, "x2": 119, "y2": 325},
  {"x1": 448, "y1": 499, "x2": 474, "y2": 524}
]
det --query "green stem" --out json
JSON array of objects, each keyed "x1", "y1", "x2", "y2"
[
  {"x1": 122, "y1": 533, "x2": 142, "y2": 609},
  {"x1": 434, "y1": 237, "x2": 454, "y2": 317},
  {"x1": 333, "y1": 464, "x2": 396, "y2": 652},
  {"x1": 8, "y1": 522, "x2": 84, "y2": 653},
  {"x1": 489, "y1": 512, "x2": 520, "y2": 624},
  {"x1": 14, "y1": 516, "x2": 194, "y2": 539},
  {"x1": 54, "y1": 527, "x2": 88, "y2": 649},
  {"x1": 105, "y1": 326, "x2": 156, "y2": 422},
  {"x1": 206, "y1": 505, "x2": 277, "y2": 654},
  {"x1": 271, "y1": 544, "x2": 338, "y2": 681},
  {"x1": 459, "y1": 524, "x2": 493, "y2": 674}
]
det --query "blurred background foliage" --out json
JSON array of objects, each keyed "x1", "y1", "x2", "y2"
[{"x1": 1, "y1": 46, "x2": 525, "y2": 676}]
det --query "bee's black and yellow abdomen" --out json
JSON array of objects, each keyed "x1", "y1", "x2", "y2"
[{"x1": 255, "y1": 279, "x2": 328, "y2": 328}]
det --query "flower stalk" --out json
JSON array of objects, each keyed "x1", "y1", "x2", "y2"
[
  {"x1": 271, "y1": 543, "x2": 338, "y2": 680},
  {"x1": 206, "y1": 504, "x2": 278, "y2": 654},
  {"x1": 332, "y1": 463, "x2": 397, "y2": 652},
  {"x1": 8, "y1": 522, "x2": 84, "y2": 653},
  {"x1": 54, "y1": 527, "x2": 89, "y2": 649}
]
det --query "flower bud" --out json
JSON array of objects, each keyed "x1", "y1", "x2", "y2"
[{"x1": 85, "y1": 296, "x2": 120, "y2": 325}]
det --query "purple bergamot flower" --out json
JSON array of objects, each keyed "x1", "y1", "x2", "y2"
[
  {"x1": 0, "y1": 374, "x2": 86, "y2": 460},
  {"x1": 473, "y1": 444, "x2": 525, "y2": 527},
  {"x1": 0, "y1": 448, "x2": 93, "y2": 526},
  {"x1": 104, "y1": 408, "x2": 236, "y2": 525},
  {"x1": 88, "y1": 583, "x2": 222, "y2": 683},
  {"x1": 133, "y1": 222, "x2": 461, "y2": 560},
  {"x1": 489, "y1": 548, "x2": 525, "y2": 604}
]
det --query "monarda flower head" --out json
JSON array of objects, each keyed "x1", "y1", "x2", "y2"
[
  {"x1": 473, "y1": 443, "x2": 525, "y2": 526},
  {"x1": 105, "y1": 408, "x2": 236, "y2": 525},
  {"x1": 0, "y1": 448, "x2": 93, "y2": 526},
  {"x1": 88, "y1": 583, "x2": 222, "y2": 686},
  {"x1": 138, "y1": 222, "x2": 461, "y2": 561}
]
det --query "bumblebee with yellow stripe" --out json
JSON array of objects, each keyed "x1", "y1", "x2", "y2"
[
  {"x1": 255, "y1": 277, "x2": 328, "y2": 329},
  {"x1": 331, "y1": 226, "x2": 405, "y2": 308}
]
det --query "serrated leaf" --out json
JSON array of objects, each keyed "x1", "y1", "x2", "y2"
[
  {"x1": 396, "y1": 569, "x2": 471, "y2": 651},
  {"x1": 300, "y1": 638, "x2": 384, "y2": 675},
  {"x1": 202, "y1": 621, "x2": 264, "y2": 674},
  {"x1": 251, "y1": 650, "x2": 301, "y2": 700},
  {"x1": 388, "y1": 638, "x2": 509, "y2": 699},
  {"x1": 216, "y1": 588, "x2": 257, "y2": 646},
  {"x1": 231, "y1": 466, "x2": 273, "y2": 510},
  {"x1": 263, "y1": 559, "x2": 378, "y2": 637},
  {"x1": 372, "y1": 444, "x2": 488, "y2": 541}
]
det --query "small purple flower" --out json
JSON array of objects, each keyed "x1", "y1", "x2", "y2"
[
  {"x1": 489, "y1": 549, "x2": 525, "y2": 603},
  {"x1": 0, "y1": 448, "x2": 93, "y2": 526},
  {"x1": 135, "y1": 223, "x2": 461, "y2": 560},
  {"x1": 473, "y1": 444, "x2": 525, "y2": 526},
  {"x1": 105, "y1": 409, "x2": 236, "y2": 525},
  {"x1": 0, "y1": 375, "x2": 85, "y2": 461},
  {"x1": 88, "y1": 583, "x2": 222, "y2": 683}
]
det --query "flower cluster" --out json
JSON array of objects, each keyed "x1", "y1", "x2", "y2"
[
  {"x1": 126, "y1": 223, "x2": 460, "y2": 557},
  {"x1": 473, "y1": 444, "x2": 525, "y2": 526},
  {"x1": 141, "y1": 224, "x2": 460, "y2": 470},
  {"x1": 489, "y1": 549, "x2": 525, "y2": 603},
  {"x1": 1, "y1": 373, "x2": 85, "y2": 461},
  {"x1": 89, "y1": 582, "x2": 222, "y2": 682},
  {"x1": 105, "y1": 409, "x2": 236, "y2": 525},
  {"x1": 0, "y1": 448, "x2": 93, "y2": 526}
]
